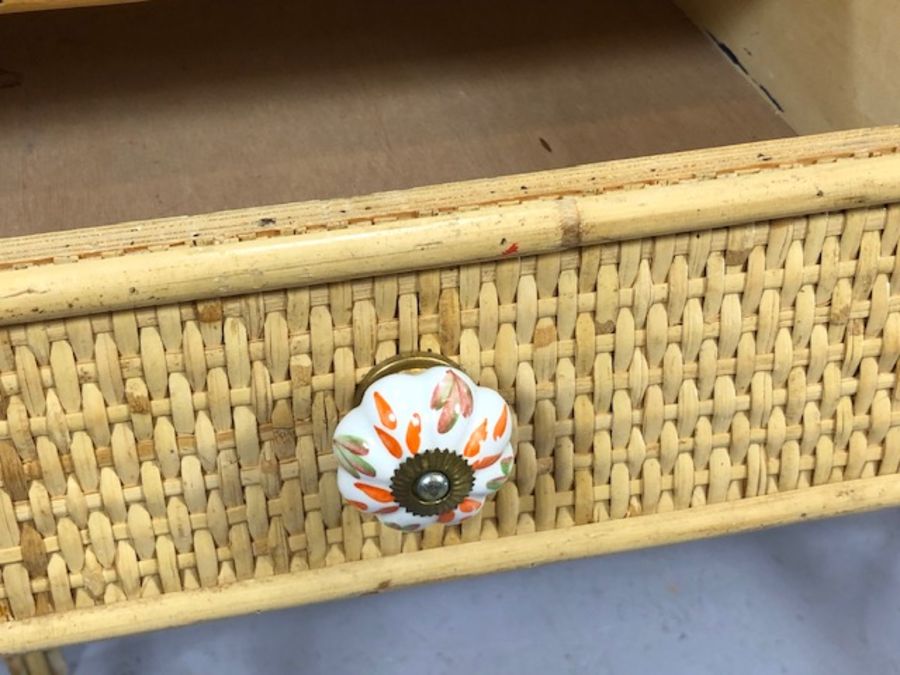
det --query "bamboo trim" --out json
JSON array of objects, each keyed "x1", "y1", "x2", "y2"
[
  {"x1": 4, "y1": 126, "x2": 899, "y2": 266},
  {"x1": 1, "y1": 475, "x2": 898, "y2": 654},
  {"x1": 2, "y1": 152, "x2": 900, "y2": 326},
  {"x1": 0, "y1": 0, "x2": 143, "y2": 14},
  {"x1": 3, "y1": 649, "x2": 67, "y2": 675}
]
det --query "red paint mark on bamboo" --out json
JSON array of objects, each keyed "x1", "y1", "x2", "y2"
[{"x1": 502, "y1": 243, "x2": 520, "y2": 256}]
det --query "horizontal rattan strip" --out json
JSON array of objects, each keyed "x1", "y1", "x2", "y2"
[
  {"x1": 1, "y1": 474, "x2": 897, "y2": 654},
  {"x1": 0, "y1": 203, "x2": 898, "y2": 629},
  {"x1": 1, "y1": 151, "x2": 900, "y2": 326}
]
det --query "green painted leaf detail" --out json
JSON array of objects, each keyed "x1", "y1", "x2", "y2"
[
  {"x1": 334, "y1": 435, "x2": 369, "y2": 456},
  {"x1": 486, "y1": 475, "x2": 508, "y2": 491},
  {"x1": 333, "y1": 436, "x2": 376, "y2": 478},
  {"x1": 500, "y1": 456, "x2": 513, "y2": 476}
]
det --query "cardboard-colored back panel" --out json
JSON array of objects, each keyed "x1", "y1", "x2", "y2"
[{"x1": 678, "y1": 0, "x2": 900, "y2": 134}]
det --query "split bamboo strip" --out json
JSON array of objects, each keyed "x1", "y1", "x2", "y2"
[
  {"x1": 1, "y1": 475, "x2": 898, "y2": 654},
  {"x1": 0, "y1": 0, "x2": 144, "y2": 14},
  {"x1": 3, "y1": 648, "x2": 66, "y2": 674},
  {"x1": 4, "y1": 126, "x2": 898, "y2": 267},
  {"x1": 2, "y1": 152, "x2": 900, "y2": 325}
]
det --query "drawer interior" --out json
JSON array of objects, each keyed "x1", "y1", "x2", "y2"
[{"x1": 0, "y1": 0, "x2": 796, "y2": 239}]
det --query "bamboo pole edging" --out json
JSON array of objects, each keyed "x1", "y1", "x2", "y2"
[
  {"x1": 1, "y1": 474, "x2": 898, "y2": 654},
  {"x1": 1, "y1": 152, "x2": 899, "y2": 326},
  {"x1": 0, "y1": 0, "x2": 145, "y2": 15},
  {"x1": 5, "y1": 126, "x2": 898, "y2": 266}
]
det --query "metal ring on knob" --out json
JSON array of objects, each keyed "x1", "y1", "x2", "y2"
[{"x1": 353, "y1": 351, "x2": 458, "y2": 407}]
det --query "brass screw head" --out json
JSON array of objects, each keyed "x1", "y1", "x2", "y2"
[{"x1": 390, "y1": 449, "x2": 475, "y2": 517}]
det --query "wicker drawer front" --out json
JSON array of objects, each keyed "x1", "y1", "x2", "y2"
[
  {"x1": 1, "y1": 131, "x2": 900, "y2": 650},
  {"x1": 1, "y1": 203, "x2": 899, "y2": 611}
]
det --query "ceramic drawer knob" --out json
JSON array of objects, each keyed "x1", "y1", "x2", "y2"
[{"x1": 333, "y1": 354, "x2": 514, "y2": 531}]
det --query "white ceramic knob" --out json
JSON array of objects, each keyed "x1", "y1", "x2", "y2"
[{"x1": 333, "y1": 355, "x2": 514, "y2": 531}]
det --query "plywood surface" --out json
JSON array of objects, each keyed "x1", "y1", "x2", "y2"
[
  {"x1": 0, "y1": 0, "x2": 792, "y2": 237},
  {"x1": 678, "y1": 0, "x2": 900, "y2": 135}
]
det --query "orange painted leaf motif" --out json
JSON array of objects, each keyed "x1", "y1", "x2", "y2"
[
  {"x1": 376, "y1": 506, "x2": 400, "y2": 515},
  {"x1": 463, "y1": 419, "x2": 488, "y2": 457},
  {"x1": 354, "y1": 482, "x2": 395, "y2": 503},
  {"x1": 493, "y1": 405, "x2": 509, "y2": 440},
  {"x1": 385, "y1": 521, "x2": 420, "y2": 531},
  {"x1": 459, "y1": 498, "x2": 481, "y2": 513},
  {"x1": 406, "y1": 413, "x2": 422, "y2": 455},
  {"x1": 438, "y1": 510, "x2": 456, "y2": 523},
  {"x1": 430, "y1": 369, "x2": 474, "y2": 434},
  {"x1": 375, "y1": 426, "x2": 403, "y2": 458},
  {"x1": 347, "y1": 500, "x2": 369, "y2": 512},
  {"x1": 470, "y1": 453, "x2": 502, "y2": 470},
  {"x1": 373, "y1": 391, "x2": 397, "y2": 430}
]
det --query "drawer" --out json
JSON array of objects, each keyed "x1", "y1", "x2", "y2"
[{"x1": 0, "y1": 0, "x2": 899, "y2": 654}]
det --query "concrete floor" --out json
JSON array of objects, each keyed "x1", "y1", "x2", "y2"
[{"x1": 14, "y1": 508, "x2": 891, "y2": 675}]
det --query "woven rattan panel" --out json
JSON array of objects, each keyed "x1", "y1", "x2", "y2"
[{"x1": 1, "y1": 202, "x2": 899, "y2": 619}]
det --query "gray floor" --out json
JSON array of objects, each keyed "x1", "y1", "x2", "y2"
[{"x1": 10, "y1": 509, "x2": 900, "y2": 674}]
